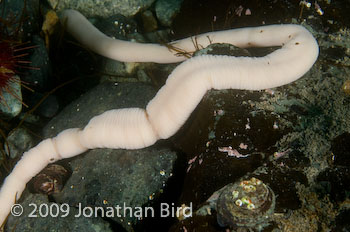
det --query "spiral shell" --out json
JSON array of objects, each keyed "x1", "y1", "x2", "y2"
[
  {"x1": 29, "y1": 164, "x2": 70, "y2": 195},
  {"x1": 216, "y1": 177, "x2": 275, "y2": 230}
]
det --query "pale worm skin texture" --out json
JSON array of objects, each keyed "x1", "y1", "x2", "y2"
[{"x1": 0, "y1": 9, "x2": 319, "y2": 225}]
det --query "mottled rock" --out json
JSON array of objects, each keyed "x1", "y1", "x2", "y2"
[
  {"x1": 155, "y1": 0, "x2": 184, "y2": 27},
  {"x1": 0, "y1": 75, "x2": 22, "y2": 117},
  {"x1": 50, "y1": 0, "x2": 155, "y2": 18},
  {"x1": 5, "y1": 127, "x2": 37, "y2": 159}
]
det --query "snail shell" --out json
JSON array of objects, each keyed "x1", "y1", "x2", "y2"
[
  {"x1": 29, "y1": 164, "x2": 70, "y2": 195},
  {"x1": 216, "y1": 177, "x2": 275, "y2": 230}
]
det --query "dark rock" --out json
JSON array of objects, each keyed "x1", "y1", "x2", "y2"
[
  {"x1": 94, "y1": 15, "x2": 138, "y2": 39},
  {"x1": 31, "y1": 94, "x2": 59, "y2": 118},
  {"x1": 5, "y1": 127, "x2": 37, "y2": 159},
  {"x1": 25, "y1": 35, "x2": 52, "y2": 91},
  {"x1": 256, "y1": 168, "x2": 307, "y2": 211},
  {"x1": 316, "y1": 166, "x2": 350, "y2": 203},
  {"x1": 53, "y1": 147, "x2": 176, "y2": 231},
  {"x1": 143, "y1": 29, "x2": 172, "y2": 44},
  {"x1": 331, "y1": 132, "x2": 350, "y2": 167},
  {"x1": 43, "y1": 82, "x2": 156, "y2": 132},
  {"x1": 140, "y1": 10, "x2": 158, "y2": 33},
  {"x1": 42, "y1": 82, "x2": 178, "y2": 231},
  {"x1": 194, "y1": 43, "x2": 251, "y2": 57},
  {"x1": 334, "y1": 209, "x2": 350, "y2": 232}
]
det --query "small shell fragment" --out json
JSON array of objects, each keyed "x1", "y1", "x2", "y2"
[
  {"x1": 232, "y1": 190, "x2": 239, "y2": 198},
  {"x1": 247, "y1": 203, "x2": 255, "y2": 210},
  {"x1": 235, "y1": 199, "x2": 243, "y2": 206}
]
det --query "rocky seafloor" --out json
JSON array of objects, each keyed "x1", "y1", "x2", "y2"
[{"x1": 0, "y1": 0, "x2": 349, "y2": 231}]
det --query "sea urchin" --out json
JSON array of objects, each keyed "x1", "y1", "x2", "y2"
[
  {"x1": 0, "y1": 40, "x2": 25, "y2": 114},
  {"x1": 0, "y1": 39, "x2": 36, "y2": 115},
  {"x1": 0, "y1": 41, "x2": 17, "y2": 93}
]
